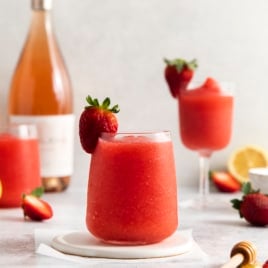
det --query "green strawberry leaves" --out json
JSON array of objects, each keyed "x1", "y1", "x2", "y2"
[
  {"x1": 31, "y1": 187, "x2": 44, "y2": 198},
  {"x1": 85, "y1": 96, "x2": 120, "y2": 113},
  {"x1": 164, "y1": 58, "x2": 198, "y2": 72},
  {"x1": 231, "y1": 182, "x2": 261, "y2": 218}
]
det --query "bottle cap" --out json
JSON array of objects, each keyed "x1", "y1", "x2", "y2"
[{"x1": 31, "y1": 0, "x2": 52, "y2": 10}]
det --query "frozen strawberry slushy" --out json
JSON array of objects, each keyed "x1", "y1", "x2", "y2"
[
  {"x1": 86, "y1": 131, "x2": 178, "y2": 245},
  {"x1": 164, "y1": 58, "x2": 234, "y2": 203},
  {"x1": 178, "y1": 78, "x2": 233, "y2": 155},
  {"x1": 0, "y1": 125, "x2": 41, "y2": 208}
]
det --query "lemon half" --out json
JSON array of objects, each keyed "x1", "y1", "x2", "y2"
[{"x1": 227, "y1": 145, "x2": 268, "y2": 183}]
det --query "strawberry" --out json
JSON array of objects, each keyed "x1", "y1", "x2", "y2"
[
  {"x1": 263, "y1": 260, "x2": 268, "y2": 268},
  {"x1": 22, "y1": 187, "x2": 53, "y2": 221},
  {"x1": 164, "y1": 58, "x2": 198, "y2": 98},
  {"x1": 79, "y1": 96, "x2": 119, "y2": 154},
  {"x1": 231, "y1": 182, "x2": 268, "y2": 226},
  {"x1": 210, "y1": 171, "x2": 241, "y2": 193}
]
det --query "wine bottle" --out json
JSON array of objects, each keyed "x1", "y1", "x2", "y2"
[{"x1": 8, "y1": 0, "x2": 74, "y2": 192}]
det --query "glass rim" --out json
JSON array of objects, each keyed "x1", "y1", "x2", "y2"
[
  {"x1": 0, "y1": 122, "x2": 36, "y2": 128},
  {"x1": 100, "y1": 130, "x2": 172, "y2": 142},
  {"x1": 0, "y1": 123, "x2": 38, "y2": 139},
  {"x1": 188, "y1": 80, "x2": 235, "y2": 95},
  {"x1": 101, "y1": 130, "x2": 171, "y2": 136}
]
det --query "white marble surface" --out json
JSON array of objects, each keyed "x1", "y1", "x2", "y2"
[{"x1": 1, "y1": 185, "x2": 267, "y2": 267}]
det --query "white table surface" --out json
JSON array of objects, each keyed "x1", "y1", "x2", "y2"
[{"x1": 1, "y1": 184, "x2": 267, "y2": 267}]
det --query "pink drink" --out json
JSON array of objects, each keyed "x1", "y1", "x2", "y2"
[
  {"x1": 0, "y1": 125, "x2": 41, "y2": 207},
  {"x1": 179, "y1": 78, "x2": 233, "y2": 154},
  {"x1": 86, "y1": 131, "x2": 178, "y2": 245}
]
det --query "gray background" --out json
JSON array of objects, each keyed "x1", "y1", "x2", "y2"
[{"x1": 0, "y1": 0, "x2": 267, "y2": 189}]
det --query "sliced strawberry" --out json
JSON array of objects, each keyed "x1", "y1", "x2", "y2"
[
  {"x1": 210, "y1": 171, "x2": 241, "y2": 193},
  {"x1": 231, "y1": 182, "x2": 268, "y2": 226},
  {"x1": 22, "y1": 187, "x2": 53, "y2": 221},
  {"x1": 79, "y1": 96, "x2": 119, "y2": 154},
  {"x1": 22, "y1": 195, "x2": 53, "y2": 221},
  {"x1": 164, "y1": 58, "x2": 197, "y2": 98}
]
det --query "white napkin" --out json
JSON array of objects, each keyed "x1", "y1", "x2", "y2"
[{"x1": 35, "y1": 228, "x2": 208, "y2": 266}]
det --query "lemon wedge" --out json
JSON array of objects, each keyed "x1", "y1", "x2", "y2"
[{"x1": 227, "y1": 145, "x2": 268, "y2": 183}]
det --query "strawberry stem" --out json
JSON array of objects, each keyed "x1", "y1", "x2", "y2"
[
  {"x1": 31, "y1": 187, "x2": 44, "y2": 198},
  {"x1": 85, "y1": 96, "x2": 120, "y2": 113},
  {"x1": 22, "y1": 186, "x2": 44, "y2": 200},
  {"x1": 102, "y1": 97, "x2": 110, "y2": 109},
  {"x1": 164, "y1": 58, "x2": 198, "y2": 72},
  {"x1": 242, "y1": 182, "x2": 259, "y2": 195}
]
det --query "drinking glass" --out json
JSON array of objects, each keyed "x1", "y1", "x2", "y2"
[
  {"x1": 86, "y1": 131, "x2": 178, "y2": 245},
  {"x1": 178, "y1": 82, "x2": 234, "y2": 206},
  {"x1": 0, "y1": 124, "x2": 41, "y2": 207}
]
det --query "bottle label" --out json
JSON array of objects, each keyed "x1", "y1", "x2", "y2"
[{"x1": 10, "y1": 114, "x2": 75, "y2": 177}]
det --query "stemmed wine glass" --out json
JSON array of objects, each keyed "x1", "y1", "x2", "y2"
[{"x1": 177, "y1": 79, "x2": 234, "y2": 207}]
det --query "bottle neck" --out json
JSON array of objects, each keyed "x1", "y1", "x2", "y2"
[
  {"x1": 30, "y1": 9, "x2": 52, "y2": 35},
  {"x1": 26, "y1": 7, "x2": 55, "y2": 53},
  {"x1": 31, "y1": 0, "x2": 52, "y2": 11}
]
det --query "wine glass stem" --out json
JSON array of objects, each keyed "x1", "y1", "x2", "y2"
[{"x1": 199, "y1": 154, "x2": 210, "y2": 203}]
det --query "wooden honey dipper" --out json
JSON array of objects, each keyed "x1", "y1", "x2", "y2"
[{"x1": 221, "y1": 241, "x2": 257, "y2": 268}]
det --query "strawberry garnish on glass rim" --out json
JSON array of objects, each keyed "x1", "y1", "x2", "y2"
[
  {"x1": 79, "y1": 96, "x2": 119, "y2": 154},
  {"x1": 164, "y1": 58, "x2": 198, "y2": 98}
]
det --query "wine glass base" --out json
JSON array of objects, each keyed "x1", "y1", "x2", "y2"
[
  {"x1": 180, "y1": 197, "x2": 210, "y2": 210},
  {"x1": 179, "y1": 192, "x2": 227, "y2": 210}
]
